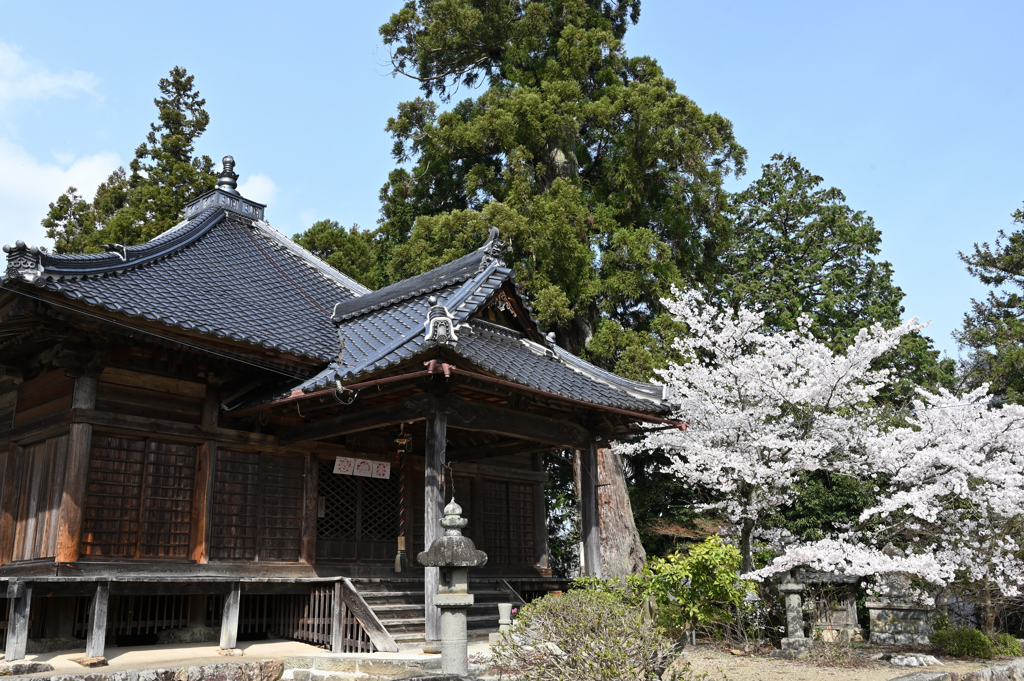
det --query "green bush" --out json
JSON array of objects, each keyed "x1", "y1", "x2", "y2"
[
  {"x1": 490, "y1": 589, "x2": 684, "y2": 681},
  {"x1": 931, "y1": 627, "x2": 994, "y2": 658},
  {"x1": 990, "y1": 632, "x2": 1022, "y2": 657},
  {"x1": 932, "y1": 613, "x2": 951, "y2": 632}
]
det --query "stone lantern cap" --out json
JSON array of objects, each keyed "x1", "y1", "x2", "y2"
[{"x1": 417, "y1": 499, "x2": 488, "y2": 568}]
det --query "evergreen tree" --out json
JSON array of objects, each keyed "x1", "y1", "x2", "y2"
[
  {"x1": 376, "y1": 0, "x2": 746, "y2": 364},
  {"x1": 955, "y1": 202, "x2": 1024, "y2": 398},
  {"x1": 293, "y1": 220, "x2": 376, "y2": 289},
  {"x1": 41, "y1": 67, "x2": 214, "y2": 253}
]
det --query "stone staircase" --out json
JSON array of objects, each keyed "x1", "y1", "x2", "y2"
[{"x1": 351, "y1": 577, "x2": 519, "y2": 649}]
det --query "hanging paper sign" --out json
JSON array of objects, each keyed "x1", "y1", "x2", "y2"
[
  {"x1": 372, "y1": 461, "x2": 391, "y2": 479},
  {"x1": 333, "y1": 457, "x2": 354, "y2": 475},
  {"x1": 353, "y1": 458, "x2": 374, "y2": 477}
]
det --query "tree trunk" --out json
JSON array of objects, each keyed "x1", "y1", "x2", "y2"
[
  {"x1": 740, "y1": 486, "x2": 756, "y2": 574},
  {"x1": 982, "y1": 586, "x2": 996, "y2": 635},
  {"x1": 596, "y1": 445, "x2": 646, "y2": 578}
]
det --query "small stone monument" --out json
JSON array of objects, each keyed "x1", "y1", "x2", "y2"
[
  {"x1": 866, "y1": 545, "x2": 933, "y2": 646},
  {"x1": 418, "y1": 498, "x2": 488, "y2": 676},
  {"x1": 773, "y1": 569, "x2": 813, "y2": 659}
]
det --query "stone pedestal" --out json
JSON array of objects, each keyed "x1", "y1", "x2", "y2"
[
  {"x1": 772, "y1": 572, "x2": 810, "y2": 659},
  {"x1": 866, "y1": 601, "x2": 933, "y2": 646},
  {"x1": 418, "y1": 499, "x2": 488, "y2": 676}
]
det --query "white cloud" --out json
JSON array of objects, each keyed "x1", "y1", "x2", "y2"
[
  {"x1": 238, "y1": 173, "x2": 278, "y2": 205},
  {"x1": 0, "y1": 137, "x2": 119, "y2": 248},
  {"x1": 0, "y1": 42, "x2": 100, "y2": 107}
]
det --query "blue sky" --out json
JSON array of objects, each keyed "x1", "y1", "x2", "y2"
[{"x1": 1, "y1": 1, "x2": 1021, "y2": 358}]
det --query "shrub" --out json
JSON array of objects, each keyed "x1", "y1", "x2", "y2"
[
  {"x1": 932, "y1": 613, "x2": 951, "y2": 632},
  {"x1": 930, "y1": 627, "x2": 994, "y2": 658},
  {"x1": 489, "y1": 589, "x2": 682, "y2": 681},
  {"x1": 990, "y1": 632, "x2": 1022, "y2": 657}
]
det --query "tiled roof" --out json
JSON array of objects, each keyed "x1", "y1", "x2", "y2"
[{"x1": 3, "y1": 207, "x2": 369, "y2": 361}]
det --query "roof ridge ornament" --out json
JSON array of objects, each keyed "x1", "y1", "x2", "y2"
[
  {"x1": 477, "y1": 226, "x2": 507, "y2": 271},
  {"x1": 2, "y1": 241, "x2": 43, "y2": 281},
  {"x1": 183, "y1": 155, "x2": 266, "y2": 222},
  {"x1": 217, "y1": 155, "x2": 240, "y2": 196},
  {"x1": 424, "y1": 295, "x2": 461, "y2": 345}
]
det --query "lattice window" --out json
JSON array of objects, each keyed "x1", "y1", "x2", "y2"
[
  {"x1": 81, "y1": 436, "x2": 196, "y2": 559},
  {"x1": 316, "y1": 460, "x2": 398, "y2": 561},
  {"x1": 482, "y1": 480, "x2": 535, "y2": 565},
  {"x1": 210, "y1": 451, "x2": 303, "y2": 562}
]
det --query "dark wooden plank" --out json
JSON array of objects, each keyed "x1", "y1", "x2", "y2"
[
  {"x1": 578, "y1": 443, "x2": 601, "y2": 577},
  {"x1": 86, "y1": 581, "x2": 109, "y2": 658},
  {"x1": 4, "y1": 583, "x2": 31, "y2": 661},
  {"x1": 423, "y1": 408, "x2": 445, "y2": 641},
  {"x1": 276, "y1": 392, "x2": 436, "y2": 446},
  {"x1": 219, "y1": 582, "x2": 241, "y2": 649},
  {"x1": 340, "y1": 578, "x2": 397, "y2": 652},
  {"x1": 45, "y1": 434, "x2": 69, "y2": 558}
]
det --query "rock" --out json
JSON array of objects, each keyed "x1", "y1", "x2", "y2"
[
  {"x1": 157, "y1": 626, "x2": 220, "y2": 644},
  {"x1": 729, "y1": 648, "x2": 744, "y2": 656},
  {"x1": 891, "y1": 654, "x2": 943, "y2": 667},
  {"x1": 0, "y1": 661, "x2": 55, "y2": 676},
  {"x1": 70, "y1": 656, "x2": 109, "y2": 668},
  {"x1": 261, "y1": 660, "x2": 285, "y2": 681},
  {"x1": 26, "y1": 637, "x2": 85, "y2": 654}
]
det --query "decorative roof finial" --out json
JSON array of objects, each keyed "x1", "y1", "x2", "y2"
[
  {"x1": 217, "y1": 155, "x2": 239, "y2": 196},
  {"x1": 478, "y1": 225, "x2": 507, "y2": 270}
]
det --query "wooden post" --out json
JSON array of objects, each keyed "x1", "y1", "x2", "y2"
[
  {"x1": 220, "y1": 582, "x2": 241, "y2": 650},
  {"x1": 5, "y1": 582, "x2": 31, "y2": 661},
  {"x1": 192, "y1": 386, "x2": 219, "y2": 563},
  {"x1": 300, "y1": 452, "x2": 318, "y2": 565},
  {"x1": 424, "y1": 409, "x2": 447, "y2": 641},
  {"x1": 0, "y1": 442, "x2": 24, "y2": 565},
  {"x1": 330, "y1": 581, "x2": 344, "y2": 653},
  {"x1": 85, "y1": 581, "x2": 109, "y2": 659},
  {"x1": 532, "y1": 452, "x2": 550, "y2": 571},
  {"x1": 56, "y1": 376, "x2": 97, "y2": 563},
  {"x1": 578, "y1": 443, "x2": 601, "y2": 577}
]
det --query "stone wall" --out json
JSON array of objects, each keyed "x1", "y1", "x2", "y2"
[{"x1": 868, "y1": 601, "x2": 933, "y2": 646}]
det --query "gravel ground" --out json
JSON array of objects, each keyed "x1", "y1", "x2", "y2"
[{"x1": 681, "y1": 645, "x2": 987, "y2": 681}]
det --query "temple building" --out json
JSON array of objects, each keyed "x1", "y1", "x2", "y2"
[{"x1": 0, "y1": 157, "x2": 672, "y2": 660}]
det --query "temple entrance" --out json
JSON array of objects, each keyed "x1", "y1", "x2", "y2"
[{"x1": 316, "y1": 460, "x2": 399, "y2": 562}]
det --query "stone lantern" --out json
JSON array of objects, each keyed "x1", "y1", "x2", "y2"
[{"x1": 418, "y1": 498, "x2": 488, "y2": 676}]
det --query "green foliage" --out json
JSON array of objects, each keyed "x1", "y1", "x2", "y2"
[
  {"x1": 933, "y1": 613, "x2": 952, "y2": 632},
  {"x1": 293, "y1": 220, "x2": 376, "y2": 289},
  {"x1": 763, "y1": 471, "x2": 875, "y2": 543},
  {"x1": 376, "y1": 0, "x2": 745, "y2": 362},
  {"x1": 956, "y1": 202, "x2": 1024, "y2": 398},
  {"x1": 42, "y1": 67, "x2": 214, "y2": 253},
  {"x1": 930, "y1": 627, "x2": 995, "y2": 658},
  {"x1": 990, "y1": 632, "x2": 1022, "y2": 657},
  {"x1": 490, "y1": 589, "x2": 680, "y2": 681}
]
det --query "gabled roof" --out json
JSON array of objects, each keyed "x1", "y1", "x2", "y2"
[
  {"x1": 298, "y1": 237, "x2": 670, "y2": 414},
  {"x1": 2, "y1": 205, "x2": 369, "y2": 362}
]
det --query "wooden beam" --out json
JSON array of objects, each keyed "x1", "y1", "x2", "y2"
[
  {"x1": 331, "y1": 581, "x2": 344, "y2": 653},
  {"x1": 5, "y1": 582, "x2": 31, "y2": 661},
  {"x1": 191, "y1": 386, "x2": 218, "y2": 564},
  {"x1": 339, "y1": 578, "x2": 398, "y2": 652},
  {"x1": 423, "y1": 407, "x2": 446, "y2": 642},
  {"x1": 85, "y1": 581, "x2": 109, "y2": 659},
  {"x1": 578, "y1": 443, "x2": 601, "y2": 578},
  {"x1": 56, "y1": 376, "x2": 97, "y2": 563},
  {"x1": 443, "y1": 395, "x2": 591, "y2": 448},
  {"x1": 276, "y1": 392, "x2": 435, "y2": 446},
  {"x1": 220, "y1": 582, "x2": 241, "y2": 650},
  {"x1": 533, "y1": 452, "x2": 549, "y2": 571},
  {"x1": 446, "y1": 438, "x2": 551, "y2": 463}
]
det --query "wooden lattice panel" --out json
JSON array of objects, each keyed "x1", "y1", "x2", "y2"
[
  {"x1": 139, "y1": 442, "x2": 195, "y2": 558},
  {"x1": 316, "y1": 460, "x2": 398, "y2": 562},
  {"x1": 482, "y1": 480, "x2": 535, "y2": 565},
  {"x1": 211, "y1": 451, "x2": 304, "y2": 562}
]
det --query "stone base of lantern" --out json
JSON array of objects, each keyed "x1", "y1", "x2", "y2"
[
  {"x1": 770, "y1": 636, "x2": 813, "y2": 659},
  {"x1": 866, "y1": 600, "x2": 933, "y2": 646}
]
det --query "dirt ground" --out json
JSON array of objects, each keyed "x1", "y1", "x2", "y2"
[{"x1": 681, "y1": 645, "x2": 987, "y2": 681}]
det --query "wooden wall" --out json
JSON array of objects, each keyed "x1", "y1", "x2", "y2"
[
  {"x1": 95, "y1": 367, "x2": 205, "y2": 425},
  {"x1": 12, "y1": 371, "x2": 72, "y2": 427},
  {"x1": 0, "y1": 435, "x2": 70, "y2": 561}
]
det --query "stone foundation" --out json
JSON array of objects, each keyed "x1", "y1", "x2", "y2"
[{"x1": 867, "y1": 600, "x2": 933, "y2": 646}]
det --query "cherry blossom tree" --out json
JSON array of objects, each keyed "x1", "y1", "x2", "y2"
[{"x1": 625, "y1": 289, "x2": 924, "y2": 572}]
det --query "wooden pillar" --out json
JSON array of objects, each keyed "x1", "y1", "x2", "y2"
[
  {"x1": 424, "y1": 409, "x2": 447, "y2": 641},
  {"x1": 0, "y1": 442, "x2": 24, "y2": 565},
  {"x1": 577, "y1": 443, "x2": 601, "y2": 578},
  {"x1": 330, "y1": 581, "x2": 344, "y2": 653},
  {"x1": 5, "y1": 582, "x2": 31, "y2": 661},
  {"x1": 532, "y1": 452, "x2": 550, "y2": 571},
  {"x1": 192, "y1": 386, "x2": 219, "y2": 564},
  {"x1": 85, "y1": 581, "x2": 109, "y2": 659},
  {"x1": 56, "y1": 376, "x2": 97, "y2": 563},
  {"x1": 300, "y1": 452, "x2": 318, "y2": 565},
  {"x1": 220, "y1": 582, "x2": 241, "y2": 650}
]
